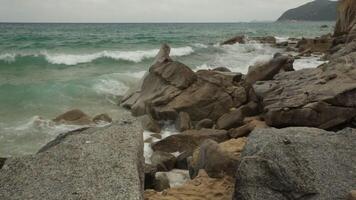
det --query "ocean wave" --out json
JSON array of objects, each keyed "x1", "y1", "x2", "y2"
[{"x1": 0, "y1": 46, "x2": 195, "y2": 66}]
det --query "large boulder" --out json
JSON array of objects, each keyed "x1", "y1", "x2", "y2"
[
  {"x1": 221, "y1": 35, "x2": 246, "y2": 45},
  {"x1": 246, "y1": 53, "x2": 294, "y2": 85},
  {"x1": 121, "y1": 44, "x2": 249, "y2": 122},
  {"x1": 334, "y1": 0, "x2": 356, "y2": 43},
  {"x1": 0, "y1": 118, "x2": 144, "y2": 200},
  {"x1": 254, "y1": 58, "x2": 356, "y2": 130},
  {"x1": 150, "y1": 151, "x2": 176, "y2": 172},
  {"x1": 151, "y1": 129, "x2": 229, "y2": 154},
  {"x1": 53, "y1": 109, "x2": 93, "y2": 126},
  {"x1": 234, "y1": 127, "x2": 356, "y2": 200}
]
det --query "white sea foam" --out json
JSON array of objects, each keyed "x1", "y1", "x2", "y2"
[
  {"x1": 42, "y1": 46, "x2": 194, "y2": 65},
  {"x1": 93, "y1": 79, "x2": 129, "y2": 97},
  {"x1": 294, "y1": 56, "x2": 327, "y2": 70},
  {"x1": 0, "y1": 53, "x2": 16, "y2": 63}
]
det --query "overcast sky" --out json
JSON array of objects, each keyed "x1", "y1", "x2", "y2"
[{"x1": 0, "y1": 0, "x2": 321, "y2": 22}]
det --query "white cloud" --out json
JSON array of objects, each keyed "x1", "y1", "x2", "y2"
[{"x1": 0, "y1": 0, "x2": 323, "y2": 22}]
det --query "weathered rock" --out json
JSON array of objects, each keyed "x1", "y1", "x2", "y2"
[
  {"x1": 195, "y1": 119, "x2": 214, "y2": 130},
  {"x1": 234, "y1": 127, "x2": 356, "y2": 200},
  {"x1": 150, "y1": 151, "x2": 177, "y2": 172},
  {"x1": 175, "y1": 112, "x2": 191, "y2": 132},
  {"x1": 151, "y1": 129, "x2": 229, "y2": 154},
  {"x1": 92, "y1": 113, "x2": 112, "y2": 124},
  {"x1": 221, "y1": 35, "x2": 246, "y2": 45},
  {"x1": 189, "y1": 138, "x2": 246, "y2": 179},
  {"x1": 145, "y1": 170, "x2": 235, "y2": 200},
  {"x1": 246, "y1": 53, "x2": 294, "y2": 85},
  {"x1": 0, "y1": 118, "x2": 144, "y2": 200},
  {"x1": 141, "y1": 115, "x2": 161, "y2": 133},
  {"x1": 121, "y1": 44, "x2": 248, "y2": 122},
  {"x1": 254, "y1": 60, "x2": 356, "y2": 130},
  {"x1": 53, "y1": 109, "x2": 93, "y2": 125},
  {"x1": 216, "y1": 101, "x2": 260, "y2": 130},
  {"x1": 334, "y1": 0, "x2": 356, "y2": 43}
]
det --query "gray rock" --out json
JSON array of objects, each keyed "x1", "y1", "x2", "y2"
[
  {"x1": 0, "y1": 157, "x2": 6, "y2": 169},
  {"x1": 0, "y1": 118, "x2": 144, "y2": 200},
  {"x1": 92, "y1": 113, "x2": 112, "y2": 124},
  {"x1": 234, "y1": 127, "x2": 356, "y2": 200},
  {"x1": 141, "y1": 115, "x2": 161, "y2": 133}
]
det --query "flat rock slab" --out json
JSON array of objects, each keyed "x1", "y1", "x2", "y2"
[
  {"x1": 235, "y1": 127, "x2": 356, "y2": 200},
  {"x1": 0, "y1": 120, "x2": 144, "y2": 200}
]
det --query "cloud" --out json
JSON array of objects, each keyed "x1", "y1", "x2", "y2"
[{"x1": 0, "y1": 0, "x2": 319, "y2": 22}]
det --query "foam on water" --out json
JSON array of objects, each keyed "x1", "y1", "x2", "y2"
[{"x1": 294, "y1": 56, "x2": 327, "y2": 70}]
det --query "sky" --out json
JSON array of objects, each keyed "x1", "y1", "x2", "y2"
[{"x1": 0, "y1": 0, "x2": 327, "y2": 23}]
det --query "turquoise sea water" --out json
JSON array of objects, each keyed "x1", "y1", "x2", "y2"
[{"x1": 0, "y1": 22, "x2": 334, "y2": 156}]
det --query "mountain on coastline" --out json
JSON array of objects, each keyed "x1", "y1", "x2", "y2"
[{"x1": 277, "y1": 0, "x2": 338, "y2": 21}]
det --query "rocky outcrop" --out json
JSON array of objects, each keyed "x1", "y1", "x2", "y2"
[
  {"x1": 234, "y1": 127, "x2": 356, "y2": 200},
  {"x1": 254, "y1": 58, "x2": 356, "y2": 130},
  {"x1": 0, "y1": 118, "x2": 144, "y2": 200},
  {"x1": 221, "y1": 36, "x2": 246, "y2": 45},
  {"x1": 121, "y1": 44, "x2": 249, "y2": 123},
  {"x1": 53, "y1": 109, "x2": 112, "y2": 126},
  {"x1": 334, "y1": 0, "x2": 356, "y2": 42},
  {"x1": 145, "y1": 170, "x2": 235, "y2": 200},
  {"x1": 296, "y1": 34, "x2": 332, "y2": 54}
]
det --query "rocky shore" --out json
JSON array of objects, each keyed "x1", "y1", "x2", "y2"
[{"x1": 1, "y1": 0, "x2": 356, "y2": 200}]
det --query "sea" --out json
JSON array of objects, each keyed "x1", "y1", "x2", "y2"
[{"x1": 0, "y1": 22, "x2": 334, "y2": 157}]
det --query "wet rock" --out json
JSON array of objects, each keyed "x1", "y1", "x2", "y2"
[
  {"x1": 234, "y1": 127, "x2": 356, "y2": 200},
  {"x1": 141, "y1": 115, "x2": 161, "y2": 133},
  {"x1": 151, "y1": 129, "x2": 229, "y2": 154},
  {"x1": 92, "y1": 113, "x2": 112, "y2": 124},
  {"x1": 251, "y1": 36, "x2": 276, "y2": 44},
  {"x1": 213, "y1": 67, "x2": 232, "y2": 72},
  {"x1": 175, "y1": 152, "x2": 190, "y2": 170},
  {"x1": 150, "y1": 151, "x2": 177, "y2": 172},
  {"x1": 216, "y1": 102, "x2": 260, "y2": 130},
  {"x1": 246, "y1": 53, "x2": 294, "y2": 85},
  {"x1": 221, "y1": 35, "x2": 246, "y2": 45},
  {"x1": 53, "y1": 109, "x2": 93, "y2": 126},
  {"x1": 195, "y1": 119, "x2": 214, "y2": 130},
  {"x1": 175, "y1": 112, "x2": 192, "y2": 132},
  {"x1": 189, "y1": 138, "x2": 246, "y2": 179}
]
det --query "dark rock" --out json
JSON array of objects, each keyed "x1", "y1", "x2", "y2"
[
  {"x1": 144, "y1": 164, "x2": 158, "y2": 190},
  {"x1": 175, "y1": 112, "x2": 191, "y2": 132},
  {"x1": 221, "y1": 36, "x2": 245, "y2": 45},
  {"x1": 175, "y1": 152, "x2": 190, "y2": 170},
  {"x1": 251, "y1": 36, "x2": 276, "y2": 44},
  {"x1": 53, "y1": 109, "x2": 93, "y2": 125},
  {"x1": 246, "y1": 53, "x2": 294, "y2": 85},
  {"x1": 151, "y1": 129, "x2": 229, "y2": 154},
  {"x1": 0, "y1": 120, "x2": 144, "y2": 200},
  {"x1": 141, "y1": 115, "x2": 161, "y2": 133},
  {"x1": 277, "y1": 0, "x2": 337, "y2": 21},
  {"x1": 213, "y1": 67, "x2": 231, "y2": 72},
  {"x1": 234, "y1": 127, "x2": 356, "y2": 200},
  {"x1": 195, "y1": 119, "x2": 214, "y2": 130},
  {"x1": 92, "y1": 113, "x2": 112, "y2": 124},
  {"x1": 150, "y1": 151, "x2": 177, "y2": 172},
  {"x1": 216, "y1": 101, "x2": 260, "y2": 130},
  {"x1": 154, "y1": 173, "x2": 171, "y2": 191},
  {"x1": 0, "y1": 157, "x2": 6, "y2": 169}
]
